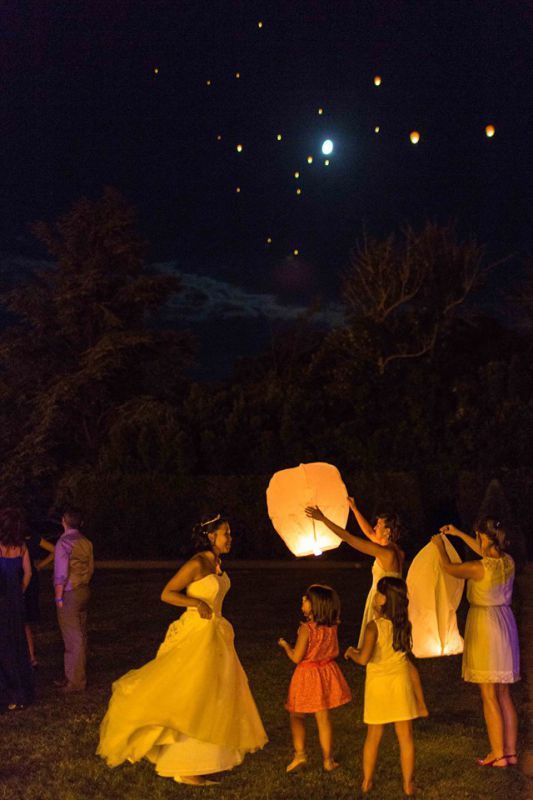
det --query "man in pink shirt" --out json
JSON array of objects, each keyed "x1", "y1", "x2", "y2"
[{"x1": 53, "y1": 508, "x2": 94, "y2": 692}]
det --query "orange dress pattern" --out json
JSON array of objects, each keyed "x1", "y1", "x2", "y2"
[{"x1": 285, "y1": 622, "x2": 352, "y2": 713}]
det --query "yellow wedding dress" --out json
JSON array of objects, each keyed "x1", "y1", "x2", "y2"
[{"x1": 97, "y1": 572, "x2": 268, "y2": 778}]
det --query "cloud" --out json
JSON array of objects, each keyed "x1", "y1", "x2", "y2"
[{"x1": 155, "y1": 262, "x2": 344, "y2": 327}]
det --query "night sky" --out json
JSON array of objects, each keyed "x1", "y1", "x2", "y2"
[{"x1": 1, "y1": 1, "x2": 532, "y2": 372}]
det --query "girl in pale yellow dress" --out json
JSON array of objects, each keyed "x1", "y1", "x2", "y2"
[
  {"x1": 345, "y1": 576, "x2": 420, "y2": 798},
  {"x1": 432, "y1": 517, "x2": 520, "y2": 768},
  {"x1": 97, "y1": 514, "x2": 268, "y2": 785}
]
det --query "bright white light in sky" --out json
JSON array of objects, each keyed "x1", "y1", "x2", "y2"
[{"x1": 321, "y1": 139, "x2": 333, "y2": 155}]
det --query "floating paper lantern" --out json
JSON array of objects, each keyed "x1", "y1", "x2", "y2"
[
  {"x1": 374, "y1": 126, "x2": 380, "y2": 133},
  {"x1": 407, "y1": 536, "x2": 464, "y2": 658},
  {"x1": 374, "y1": 75, "x2": 382, "y2": 86},
  {"x1": 318, "y1": 107, "x2": 324, "y2": 115},
  {"x1": 258, "y1": 21, "x2": 263, "y2": 28},
  {"x1": 293, "y1": 249, "x2": 299, "y2": 256},
  {"x1": 307, "y1": 155, "x2": 313, "y2": 164},
  {"x1": 296, "y1": 188, "x2": 302, "y2": 195},
  {"x1": 410, "y1": 131, "x2": 420, "y2": 144},
  {"x1": 236, "y1": 144, "x2": 243, "y2": 152},
  {"x1": 277, "y1": 133, "x2": 282, "y2": 141},
  {"x1": 266, "y1": 463, "x2": 348, "y2": 557},
  {"x1": 485, "y1": 124, "x2": 495, "y2": 138},
  {"x1": 153, "y1": 67, "x2": 159, "y2": 75},
  {"x1": 324, "y1": 159, "x2": 330, "y2": 166}
]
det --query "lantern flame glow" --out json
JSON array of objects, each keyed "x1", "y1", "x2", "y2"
[{"x1": 266, "y1": 463, "x2": 349, "y2": 557}]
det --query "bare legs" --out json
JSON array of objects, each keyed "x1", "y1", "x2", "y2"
[
  {"x1": 315, "y1": 709, "x2": 339, "y2": 770},
  {"x1": 361, "y1": 722, "x2": 415, "y2": 795},
  {"x1": 287, "y1": 710, "x2": 337, "y2": 771},
  {"x1": 478, "y1": 683, "x2": 517, "y2": 765}
]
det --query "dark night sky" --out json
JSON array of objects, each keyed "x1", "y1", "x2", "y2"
[{"x1": 1, "y1": 1, "x2": 532, "y2": 372}]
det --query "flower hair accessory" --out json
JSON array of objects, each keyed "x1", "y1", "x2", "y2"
[{"x1": 201, "y1": 514, "x2": 221, "y2": 528}]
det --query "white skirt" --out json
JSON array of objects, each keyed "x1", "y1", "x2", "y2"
[{"x1": 462, "y1": 605, "x2": 520, "y2": 683}]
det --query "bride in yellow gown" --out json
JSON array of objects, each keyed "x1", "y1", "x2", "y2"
[{"x1": 97, "y1": 514, "x2": 268, "y2": 785}]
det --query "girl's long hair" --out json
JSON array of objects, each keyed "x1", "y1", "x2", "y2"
[
  {"x1": 304, "y1": 584, "x2": 341, "y2": 627},
  {"x1": 376, "y1": 576, "x2": 412, "y2": 653}
]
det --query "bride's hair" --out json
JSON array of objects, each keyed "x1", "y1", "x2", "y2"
[{"x1": 191, "y1": 513, "x2": 228, "y2": 553}]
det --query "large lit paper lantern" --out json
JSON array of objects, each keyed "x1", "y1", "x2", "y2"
[
  {"x1": 407, "y1": 536, "x2": 464, "y2": 657},
  {"x1": 266, "y1": 463, "x2": 348, "y2": 557}
]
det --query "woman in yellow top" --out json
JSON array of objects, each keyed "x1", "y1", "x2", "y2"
[
  {"x1": 432, "y1": 516, "x2": 520, "y2": 768},
  {"x1": 97, "y1": 513, "x2": 267, "y2": 785}
]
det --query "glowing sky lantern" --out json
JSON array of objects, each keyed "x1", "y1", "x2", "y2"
[
  {"x1": 266, "y1": 236, "x2": 272, "y2": 244},
  {"x1": 236, "y1": 144, "x2": 243, "y2": 152},
  {"x1": 276, "y1": 133, "x2": 282, "y2": 141},
  {"x1": 206, "y1": 79, "x2": 211, "y2": 86},
  {"x1": 294, "y1": 171, "x2": 300, "y2": 179},
  {"x1": 374, "y1": 75, "x2": 382, "y2": 86},
  {"x1": 296, "y1": 187, "x2": 302, "y2": 195},
  {"x1": 374, "y1": 125, "x2": 380, "y2": 133},
  {"x1": 407, "y1": 536, "x2": 464, "y2": 658},
  {"x1": 235, "y1": 71, "x2": 241, "y2": 79},
  {"x1": 267, "y1": 463, "x2": 348, "y2": 557},
  {"x1": 307, "y1": 155, "x2": 313, "y2": 164},
  {"x1": 216, "y1": 134, "x2": 222, "y2": 141},
  {"x1": 410, "y1": 130, "x2": 420, "y2": 144},
  {"x1": 153, "y1": 67, "x2": 159, "y2": 75},
  {"x1": 293, "y1": 249, "x2": 299, "y2": 256},
  {"x1": 258, "y1": 21, "x2": 263, "y2": 28},
  {"x1": 485, "y1": 124, "x2": 495, "y2": 138},
  {"x1": 321, "y1": 139, "x2": 333, "y2": 155},
  {"x1": 318, "y1": 107, "x2": 324, "y2": 115},
  {"x1": 235, "y1": 186, "x2": 241, "y2": 193},
  {"x1": 324, "y1": 159, "x2": 330, "y2": 166}
]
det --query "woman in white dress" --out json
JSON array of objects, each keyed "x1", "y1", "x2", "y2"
[
  {"x1": 97, "y1": 514, "x2": 268, "y2": 785},
  {"x1": 306, "y1": 498, "x2": 428, "y2": 716},
  {"x1": 432, "y1": 517, "x2": 520, "y2": 767}
]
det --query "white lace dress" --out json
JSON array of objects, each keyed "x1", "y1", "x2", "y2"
[{"x1": 462, "y1": 555, "x2": 520, "y2": 683}]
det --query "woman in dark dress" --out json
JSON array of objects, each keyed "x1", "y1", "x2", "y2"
[
  {"x1": 0, "y1": 508, "x2": 35, "y2": 710},
  {"x1": 24, "y1": 531, "x2": 55, "y2": 666}
]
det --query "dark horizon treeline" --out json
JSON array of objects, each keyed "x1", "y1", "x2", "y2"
[{"x1": 0, "y1": 189, "x2": 531, "y2": 559}]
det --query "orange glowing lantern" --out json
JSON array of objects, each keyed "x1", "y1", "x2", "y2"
[
  {"x1": 318, "y1": 107, "x2": 324, "y2": 115},
  {"x1": 373, "y1": 75, "x2": 382, "y2": 86},
  {"x1": 407, "y1": 536, "x2": 464, "y2": 657},
  {"x1": 266, "y1": 463, "x2": 348, "y2": 557},
  {"x1": 485, "y1": 124, "x2": 495, "y2": 138},
  {"x1": 296, "y1": 188, "x2": 302, "y2": 195},
  {"x1": 307, "y1": 155, "x2": 313, "y2": 164},
  {"x1": 236, "y1": 144, "x2": 243, "y2": 152}
]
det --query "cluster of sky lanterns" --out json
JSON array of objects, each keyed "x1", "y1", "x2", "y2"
[{"x1": 151, "y1": 54, "x2": 498, "y2": 258}]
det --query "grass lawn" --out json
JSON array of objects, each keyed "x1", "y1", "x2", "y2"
[{"x1": 0, "y1": 564, "x2": 527, "y2": 799}]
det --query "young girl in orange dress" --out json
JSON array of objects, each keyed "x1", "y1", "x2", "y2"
[
  {"x1": 278, "y1": 584, "x2": 352, "y2": 773},
  {"x1": 345, "y1": 576, "x2": 420, "y2": 798}
]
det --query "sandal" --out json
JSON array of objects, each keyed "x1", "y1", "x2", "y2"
[
  {"x1": 286, "y1": 752, "x2": 307, "y2": 773},
  {"x1": 476, "y1": 755, "x2": 507, "y2": 767}
]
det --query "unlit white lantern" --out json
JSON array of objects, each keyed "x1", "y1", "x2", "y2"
[
  {"x1": 407, "y1": 535, "x2": 464, "y2": 658},
  {"x1": 266, "y1": 463, "x2": 348, "y2": 557}
]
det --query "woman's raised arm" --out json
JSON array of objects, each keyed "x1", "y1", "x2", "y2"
[{"x1": 305, "y1": 506, "x2": 392, "y2": 560}]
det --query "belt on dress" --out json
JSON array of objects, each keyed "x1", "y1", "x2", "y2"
[{"x1": 298, "y1": 658, "x2": 334, "y2": 668}]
